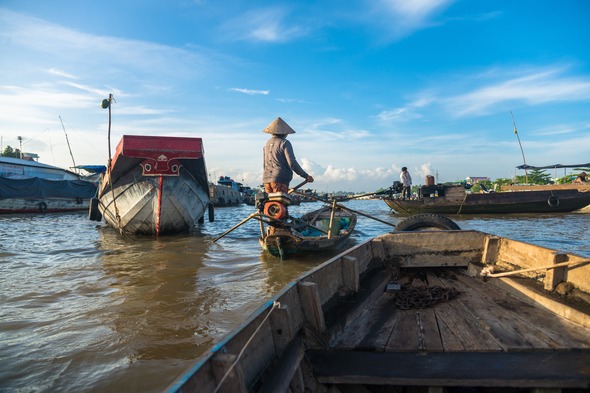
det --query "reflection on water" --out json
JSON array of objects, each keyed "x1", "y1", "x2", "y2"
[{"x1": 0, "y1": 201, "x2": 589, "y2": 392}]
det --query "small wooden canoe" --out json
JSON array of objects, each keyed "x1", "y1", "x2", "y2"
[
  {"x1": 168, "y1": 214, "x2": 590, "y2": 392},
  {"x1": 260, "y1": 205, "x2": 357, "y2": 258}
]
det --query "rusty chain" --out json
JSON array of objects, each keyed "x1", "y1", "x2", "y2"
[{"x1": 395, "y1": 285, "x2": 459, "y2": 310}]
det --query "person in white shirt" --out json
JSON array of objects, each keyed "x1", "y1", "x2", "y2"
[{"x1": 400, "y1": 167, "x2": 412, "y2": 199}]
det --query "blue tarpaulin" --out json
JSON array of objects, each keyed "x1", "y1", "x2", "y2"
[
  {"x1": 0, "y1": 177, "x2": 97, "y2": 199},
  {"x1": 517, "y1": 163, "x2": 590, "y2": 170}
]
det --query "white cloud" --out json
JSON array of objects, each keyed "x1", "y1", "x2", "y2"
[
  {"x1": 219, "y1": 7, "x2": 308, "y2": 43},
  {"x1": 228, "y1": 88, "x2": 270, "y2": 95},
  {"x1": 369, "y1": 0, "x2": 455, "y2": 40},
  {"x1": 443, "y1": 66, "x2": 590, "y2": 117},
  {"x1": 376, "y1": 94, "x2": 434, "y2": 122},
  {"x1": 47, "y1": 68, "x2": 77, "y2": 79},
  {"x1": 377, "y1": 65, "x2": 590, "y2": 121}
]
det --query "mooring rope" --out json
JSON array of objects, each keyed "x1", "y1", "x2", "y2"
[
  {"x1": 212, "y1": 301, "x2": 281, "y2": 393},
  {"x1": 456, "y1": 192, "x2": 468, "y2": 214}
]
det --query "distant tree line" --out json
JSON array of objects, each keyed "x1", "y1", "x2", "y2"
[{"x1": 1, "y1": 146, "x2": 23, "y2": 158}]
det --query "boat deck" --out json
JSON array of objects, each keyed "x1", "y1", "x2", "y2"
[
  {"x1": 309, "y1": 267, "x2": 590, "y2": 389},
  {"x1": 168, "y1": 230, "x2": 590, "y2": 393}
]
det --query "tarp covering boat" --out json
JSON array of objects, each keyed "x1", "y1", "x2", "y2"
[
  {"x1": 0, "y1": 177, "x2": 97, "y2": 199},
  {"x1": 517, "y1": 163, "x2": 590, "y2": 170}
]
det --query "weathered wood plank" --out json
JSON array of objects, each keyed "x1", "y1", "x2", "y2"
[
  {"x1": 424, "y1": 272, "x2": 503, "y2": 352},
  {"x1": 324, "y1": 268, "x2": 393, "y2": 347},
  {"x1": 330, "y1": 292, "x2": 400, "y2": 350},
  {"x1": 307, "y1": 349, "x2": 590, "y2": 388},
  {"x1": 297, "y1": 281, "x2": 326, "y2": 334},
  {"x1": 434, "y1": 272, "x2": 554, "y2": 350},
  {"x1": 211, "y1": 353, "x2": 248, "y2": 393},
  {"x1": 259, "y1": 337, "x2": 305, "y2": 393},
  {"x1": 341, "y1": 255, "x2": 359, "y2": 292},
  {"x1": 269, "y1": 306, "x2": 304, "y2": 393},
  {"x1": 544, "y1": 252, "x2": 568, "y2": 291},
  {"x1": 449, "y1": 273, "x2": 590, "y2": 348},
  {"x1": 484, "y1": 276, "x2": 590, "y2": 332},
  {"x1": 382, "y1": 275, "x2": 445, "y2": 352}
]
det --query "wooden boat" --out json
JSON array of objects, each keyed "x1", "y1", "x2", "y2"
[
  {"x1": 384, "y1": 183, "x2": 590, "y2": 214},
  {"x1": 0, "y1": 156, "x2": 97, "y2": 214},
  {"x1": 90, "y1": 135, "x2": 211, "y2": 236},
  {"x1": 209, "y1": 176, "x2": 244, "y2": 207},
  {"x1": 168, "y1": 214, "x2": 590, "y2": 393},
  {"x1": 260, "y1": 204, "x2": 357, "y2": 258}
]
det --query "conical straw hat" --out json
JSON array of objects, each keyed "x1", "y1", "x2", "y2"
[{"x1": 262, "y1": 117, "x2": 296, "y2": 134}]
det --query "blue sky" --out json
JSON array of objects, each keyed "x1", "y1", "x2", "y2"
[{"x1": 1, "y1": 1, "x2": 589, "y2": 192}]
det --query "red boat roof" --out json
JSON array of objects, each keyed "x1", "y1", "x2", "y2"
[{"x1": 115, "y1": 135, "x2": 204, "y2": 160}]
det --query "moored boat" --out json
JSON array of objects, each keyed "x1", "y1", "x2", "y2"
[
  {"x1": 384, "y1": 183, "x2": 590, "y2": 214},
  {"x1": 91, "y1": 135, "x2": 211, "y2": 236},
  {"x1": 209, "y1": 176, "x2": 244, "y2": 207},
  {"x1": 0, "y1": 156, "x2": 98, "y2": 214},
  {"x1": 168, "y1": 214, "x2": 590, "y2": 392}
]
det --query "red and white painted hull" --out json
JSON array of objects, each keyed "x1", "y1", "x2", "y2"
[{"x1": 95, "y1": 135, "x2": 210, "y2": 236}]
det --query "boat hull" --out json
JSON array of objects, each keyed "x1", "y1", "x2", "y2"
[
  {"x1": 0, "y1": 197, "x2": 89, "y2": 214},
  {"x1": 99, "y1": 166, "x2": 209, "y2": 235},
  {"x1": 96, "y1": 135, "x2": 210, "y2": 235},
  {"x1": 0, "y1": 177, "x2": 96, "y2": 214},
  {"x1": 259, "y1": 206, "x2": 357, "y2": 258},
  {"x1": 384, "y1": 188, "x2": 590, "y2": 214},
  {"x1": 168, "y1": 224, "x2": 590, "y2": 392}
]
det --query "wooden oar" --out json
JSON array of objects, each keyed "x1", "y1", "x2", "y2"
[
  {"x1": 289, "y1": 180, "x2": 308, "y2": 194},
  {"x1": 290, "y1": 190, "x2": 397, "y2": 228},
  {"x1": 212, "y1": 212, "x2": 259, "y2": 243}
]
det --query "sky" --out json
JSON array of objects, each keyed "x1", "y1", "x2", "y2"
[{"x1": 1, "y1": 0, "x2": 589, "y2": 192}]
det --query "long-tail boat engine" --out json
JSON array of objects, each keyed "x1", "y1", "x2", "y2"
[{"x1": 256, "y1": 191, "x2": 292, "y2": 231}]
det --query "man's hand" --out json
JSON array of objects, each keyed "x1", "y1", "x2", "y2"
[{"x1": 306, "y1": 175, "x2": 314, "y2": 183}]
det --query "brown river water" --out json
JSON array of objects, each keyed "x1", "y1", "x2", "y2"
[{"x1": 1, "y1": 199, "x2": 589, "y2": 392}]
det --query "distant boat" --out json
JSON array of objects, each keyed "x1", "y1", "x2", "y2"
[
  {"x1": 209, "y1": 176, "x2": 243, "y2": 207},
  {"x1": 383, "y1": 183, "x2": 590, "y2": 214},
  {"x1": 0, "y1": 156, "x2": 98, "y2": 214},
  {"x1": 90, "y1": 135, "x2": 211, "y2": 236},
  {"x1": 168, "y1": 213, "x2": 590, "y2": 393}
]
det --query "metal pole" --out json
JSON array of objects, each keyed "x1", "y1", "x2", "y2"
[{"x1": 511, "y1": 112, "x2": 528, "y2": 184}]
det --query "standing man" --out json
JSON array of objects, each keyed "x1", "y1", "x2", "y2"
[
  {"x1": 262, "y1": 117, "x2": 314, "y2": 194},
  {"x1": 400, "y1": 166, "x2": 412, "y2": 199}
]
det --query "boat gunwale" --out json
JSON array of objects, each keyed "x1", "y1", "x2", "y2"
[{"x1": 167, "y1": 229, "x2": 590, "y2": 393}]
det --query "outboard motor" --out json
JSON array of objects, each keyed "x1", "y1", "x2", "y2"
[
  {"x1": 391, "y1": 181, "x2": 403, "y2": 195},
  {"x1": 262, "y1": 192, "x2": 291, "y2": 221},
  {"x1": 254, "y1": 191, "x2": 267, "y2": 211}
]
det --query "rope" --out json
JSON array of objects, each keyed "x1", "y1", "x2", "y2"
[
  {"x1": 481, "y1": 259, "x2": 590, "y2": 278},
  {"x1": 212, "y1": 301, "x2": 281, "y2": 393},
  {"x1": 456, "y1": 192, "x2": 468, "y2": 214}
]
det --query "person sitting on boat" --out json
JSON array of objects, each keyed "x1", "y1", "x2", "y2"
[
  {"x1": 400, "y1": 167, "x2": 412, "y2": 199},
  {"x1": 262, "y1": 117, "x2": 314, "y2": 194},
  {"x1": 573, "y1": 172, "x2": 587, "y2": 183}
]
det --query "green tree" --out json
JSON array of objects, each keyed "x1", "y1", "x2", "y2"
[
  {"x1": 1, "y1": 145, "x2": 22, "y2": 158},
  {"x1": 514, "y1": 169, "x2": 552, "y2": 185}
]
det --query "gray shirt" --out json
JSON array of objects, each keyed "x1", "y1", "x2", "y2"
[{"x1": 263, "y1": 136, "x2": 308, "y2": 185}]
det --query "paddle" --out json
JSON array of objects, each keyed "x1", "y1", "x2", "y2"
[
  {"x1": 290, "y1": 190, "x2": 397, "y2": 228},
  {"x1": 213, "y1": 181, "x2": 309, "y2": 243},
  {"x1": 289, "y1": 180, "x2": 308, "y2": 194},
  {"x1": 212, "y1": 212, "x2": 259, "y2": 243}
]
